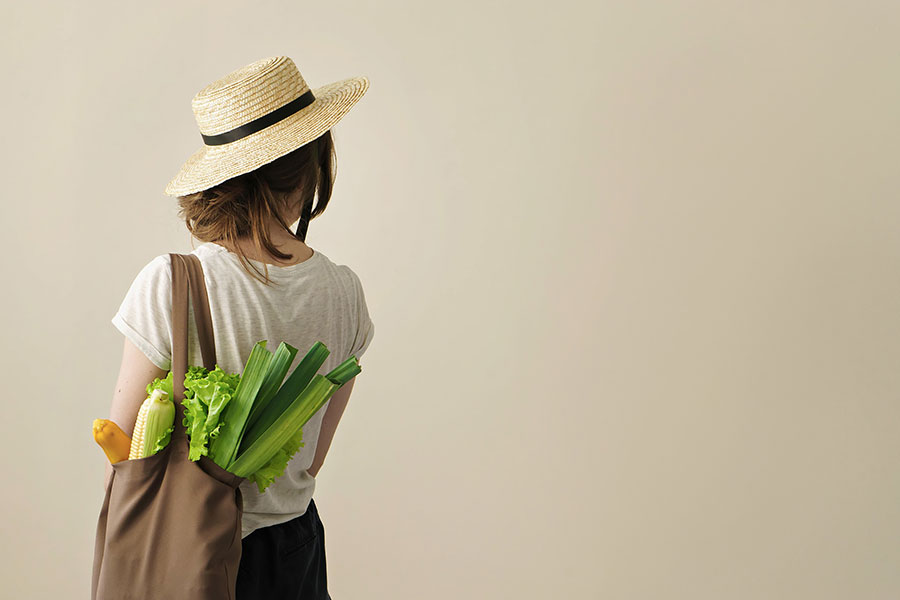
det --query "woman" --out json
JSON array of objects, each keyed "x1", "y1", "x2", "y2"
[{"x1": 104, "y1": 56, "x2": 374, "y2": 599}]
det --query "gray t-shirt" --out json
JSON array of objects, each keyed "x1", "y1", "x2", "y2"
[{"x1": 111, "y1": 241, "x2": 374, "y2": 538}]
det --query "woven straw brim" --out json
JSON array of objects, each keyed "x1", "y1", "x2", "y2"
[{"x1": 164, "y1": 75, "x2": 369, "y2": 197}]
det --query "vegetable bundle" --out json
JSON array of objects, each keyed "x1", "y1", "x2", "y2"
[{"x1": 94, "y1": 340, "x2": 361, "y2": 493}]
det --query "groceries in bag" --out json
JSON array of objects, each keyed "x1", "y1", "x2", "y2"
[
  {"x1": 93, "y1": 339, "x2": 362, "y2": 492},
  {"x1": 92, "y1": 419, "x2": 132, "y2": 464},
  {"x1": 129, "y1": 389, "x2": 175, "y2": 459}
]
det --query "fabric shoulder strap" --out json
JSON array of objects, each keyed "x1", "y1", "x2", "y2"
[{"x1": 170, "y1": 253, "x2": 217, "y2": 417}]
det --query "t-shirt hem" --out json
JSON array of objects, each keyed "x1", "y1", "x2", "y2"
[{"x1": 241, "y1": 503, "x2": 316, "y2": 539}]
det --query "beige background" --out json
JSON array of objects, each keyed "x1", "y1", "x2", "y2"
[{"x1": 2, "y1": 1, "x2": 898, "y2": 598}]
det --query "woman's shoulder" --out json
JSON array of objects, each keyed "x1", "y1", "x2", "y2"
[
  {"x1": 139, "y1": 242, "x2": 366, "y2": 293},
  {"x1": 139, "y1": 250, "x2": 210, "y2": 283},
  {"x1": 128, "y1": 248, "x2": 215, "y2": 290},
  {"x1": 328, "y1": 257, "x2": 367, "y2": 290},
  {"x1": 129, "y1": 253, "x2": 172, "y2": 286}
]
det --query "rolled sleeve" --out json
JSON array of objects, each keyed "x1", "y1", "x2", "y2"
[
  {"x1": 111, "y1": 254, "x2": 173, "y2": 371},
  {"x1": 351, "y1": 318, "x2": 374, "y2": 361},
  {"x1": 348, "y1": 270, "x2": 375, "y2": 361},
  {"x1": 111, "y1": 312, "x2": 170, "y2": 370}
]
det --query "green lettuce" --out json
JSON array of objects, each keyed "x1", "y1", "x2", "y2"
[
  {"x1": 146, "y1": 370, "x2": 174, "y2": 399},
  {"x1": 139, "y1": 344, "x2": 358, "y2": 493},
  {"x1": 247, "y1": 426, "x2": 305, "y2": 493},
  {"x1": 146, "y1": 365, "x2": 241, "y2": 461}
]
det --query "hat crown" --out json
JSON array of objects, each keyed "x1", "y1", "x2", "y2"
[{"x1": 191, "y1": 56, "x2": 310, "y2": 136}]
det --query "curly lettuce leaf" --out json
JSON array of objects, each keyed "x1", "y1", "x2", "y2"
[
  {"x1": 146, "y1": 371, "x2": 173, "y2": 399},
  {"x1": 184, "y1": 365, "x2": 210, "y2": 395},
  {"x1": 182, "y1": 365, "x2": 241, "y2": 461},
  {"x1": 145, "y1": 365, "x2": 211, "y2": 401},
  {"x1": 145, "y1": 365, "x2": 241, "y2": 461},
  {"x1": 183, "y1": 378, "x2": 237, "y2": 460},
  {"x1": 181, "y1": 393, "x2": 209, "y2": 460},
  {"x1": 205, "y1": 383, "x2": 233, "y2": 435},
  {"x1": 247, "y1": 426, "x2": 306, "y2": 494}
]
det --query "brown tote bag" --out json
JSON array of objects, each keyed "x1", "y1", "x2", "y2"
[{"x1": 92, "y1": 253, "x2": 246, "y2": 600}]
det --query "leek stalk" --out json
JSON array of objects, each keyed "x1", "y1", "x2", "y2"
[
  {"x1": 236, "y1": 341, "x2": 329, "y2": 457},
  {"x1": 245, "y1": 341, "x2": 299, "y2": 432},
  {"x1": 208, "y1": 341, "x2": 274, "y2": 468}
]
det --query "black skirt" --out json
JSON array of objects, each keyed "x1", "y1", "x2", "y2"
[{"x1": 236, "y1": 497, "x2": 330, "y2": 600}]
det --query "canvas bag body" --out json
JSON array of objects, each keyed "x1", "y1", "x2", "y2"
[{"x1": 92, "y1": 253, "x2": 246, "y2": 600}]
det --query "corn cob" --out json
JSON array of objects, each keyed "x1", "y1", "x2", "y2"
[
  {"x1": 92, "y1": 418, "x2": 132, "y2": 464},
  {"x1": 128, "y1": 389, "x2": 175, "y2": 460}
]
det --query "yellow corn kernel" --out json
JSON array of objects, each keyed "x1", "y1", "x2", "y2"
[
  {"x1": 128, "y1": 389, "x2": 173, "y2": 460},
  {"x1": 128, "y1": 399, "x2": 150, "y2": 460}
]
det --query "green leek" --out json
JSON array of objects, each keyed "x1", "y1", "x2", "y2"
[
  {"x1": 228, "y1": 356, "x2": 363, "y2": 490},
  {"x1": 236, "y1": 341, "x2": 329, "y2": 457},
  {"x1": 245, "y1": 341, "x2": 299, "y2": 432},
  {"x1": 208, "y1": 341, "x2": 274, "y2": 468}
]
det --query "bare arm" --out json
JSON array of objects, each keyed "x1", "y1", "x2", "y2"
[
  {"x1": 307, "y1": 376, "x2": 356, "y2": 478},
  {"x1": 103, "y1": 338, "x2": 168, "y2": 489}
]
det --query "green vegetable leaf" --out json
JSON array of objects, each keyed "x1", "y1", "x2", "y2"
[
  {"x1": 180, "y1": 393, "x2": 207, "y2": 460},
  {"x1": 152, "y1": 423, "x2": 175, "y2": 455},
  {"x1": 208, "y1": 342, "x2": 273, "y2": 468},
  {"x1": 146, "y1": 371, "x2": 174, "y2": 399},
  {"x1": 147, "y1": 365, "x2": 239, "y2": 461},
  {"x1": 204, "y1": 381, "x2": 235, "y2": 433},
  {"x1": 248, "y1": 426, "x2": 306, "y2": 493}
]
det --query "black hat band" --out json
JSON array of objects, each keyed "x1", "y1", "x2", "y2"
[{"x1": 200, "y1": 89, "x2": 316, "y2": 146}]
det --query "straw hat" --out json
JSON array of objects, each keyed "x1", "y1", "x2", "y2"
[{"x1": 164, "y1": 55, "x2": 369, "y2": 197}]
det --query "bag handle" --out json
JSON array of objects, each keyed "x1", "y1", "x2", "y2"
[{"x1": 170, "y1": 253, "x2": 217, "y2": 440}]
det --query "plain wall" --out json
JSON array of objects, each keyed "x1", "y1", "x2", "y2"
[{"x1": 1, "y1": 1, "x2": 898, "y2": 598}]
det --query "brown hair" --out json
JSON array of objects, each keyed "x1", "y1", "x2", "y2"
[{"x1": 176, "y1": 131, "x2": 335, "y2": 286}]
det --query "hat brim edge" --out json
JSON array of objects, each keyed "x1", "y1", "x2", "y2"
[{"x1": 164, "y1": 75, "x2": 369, "y2": 197}]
